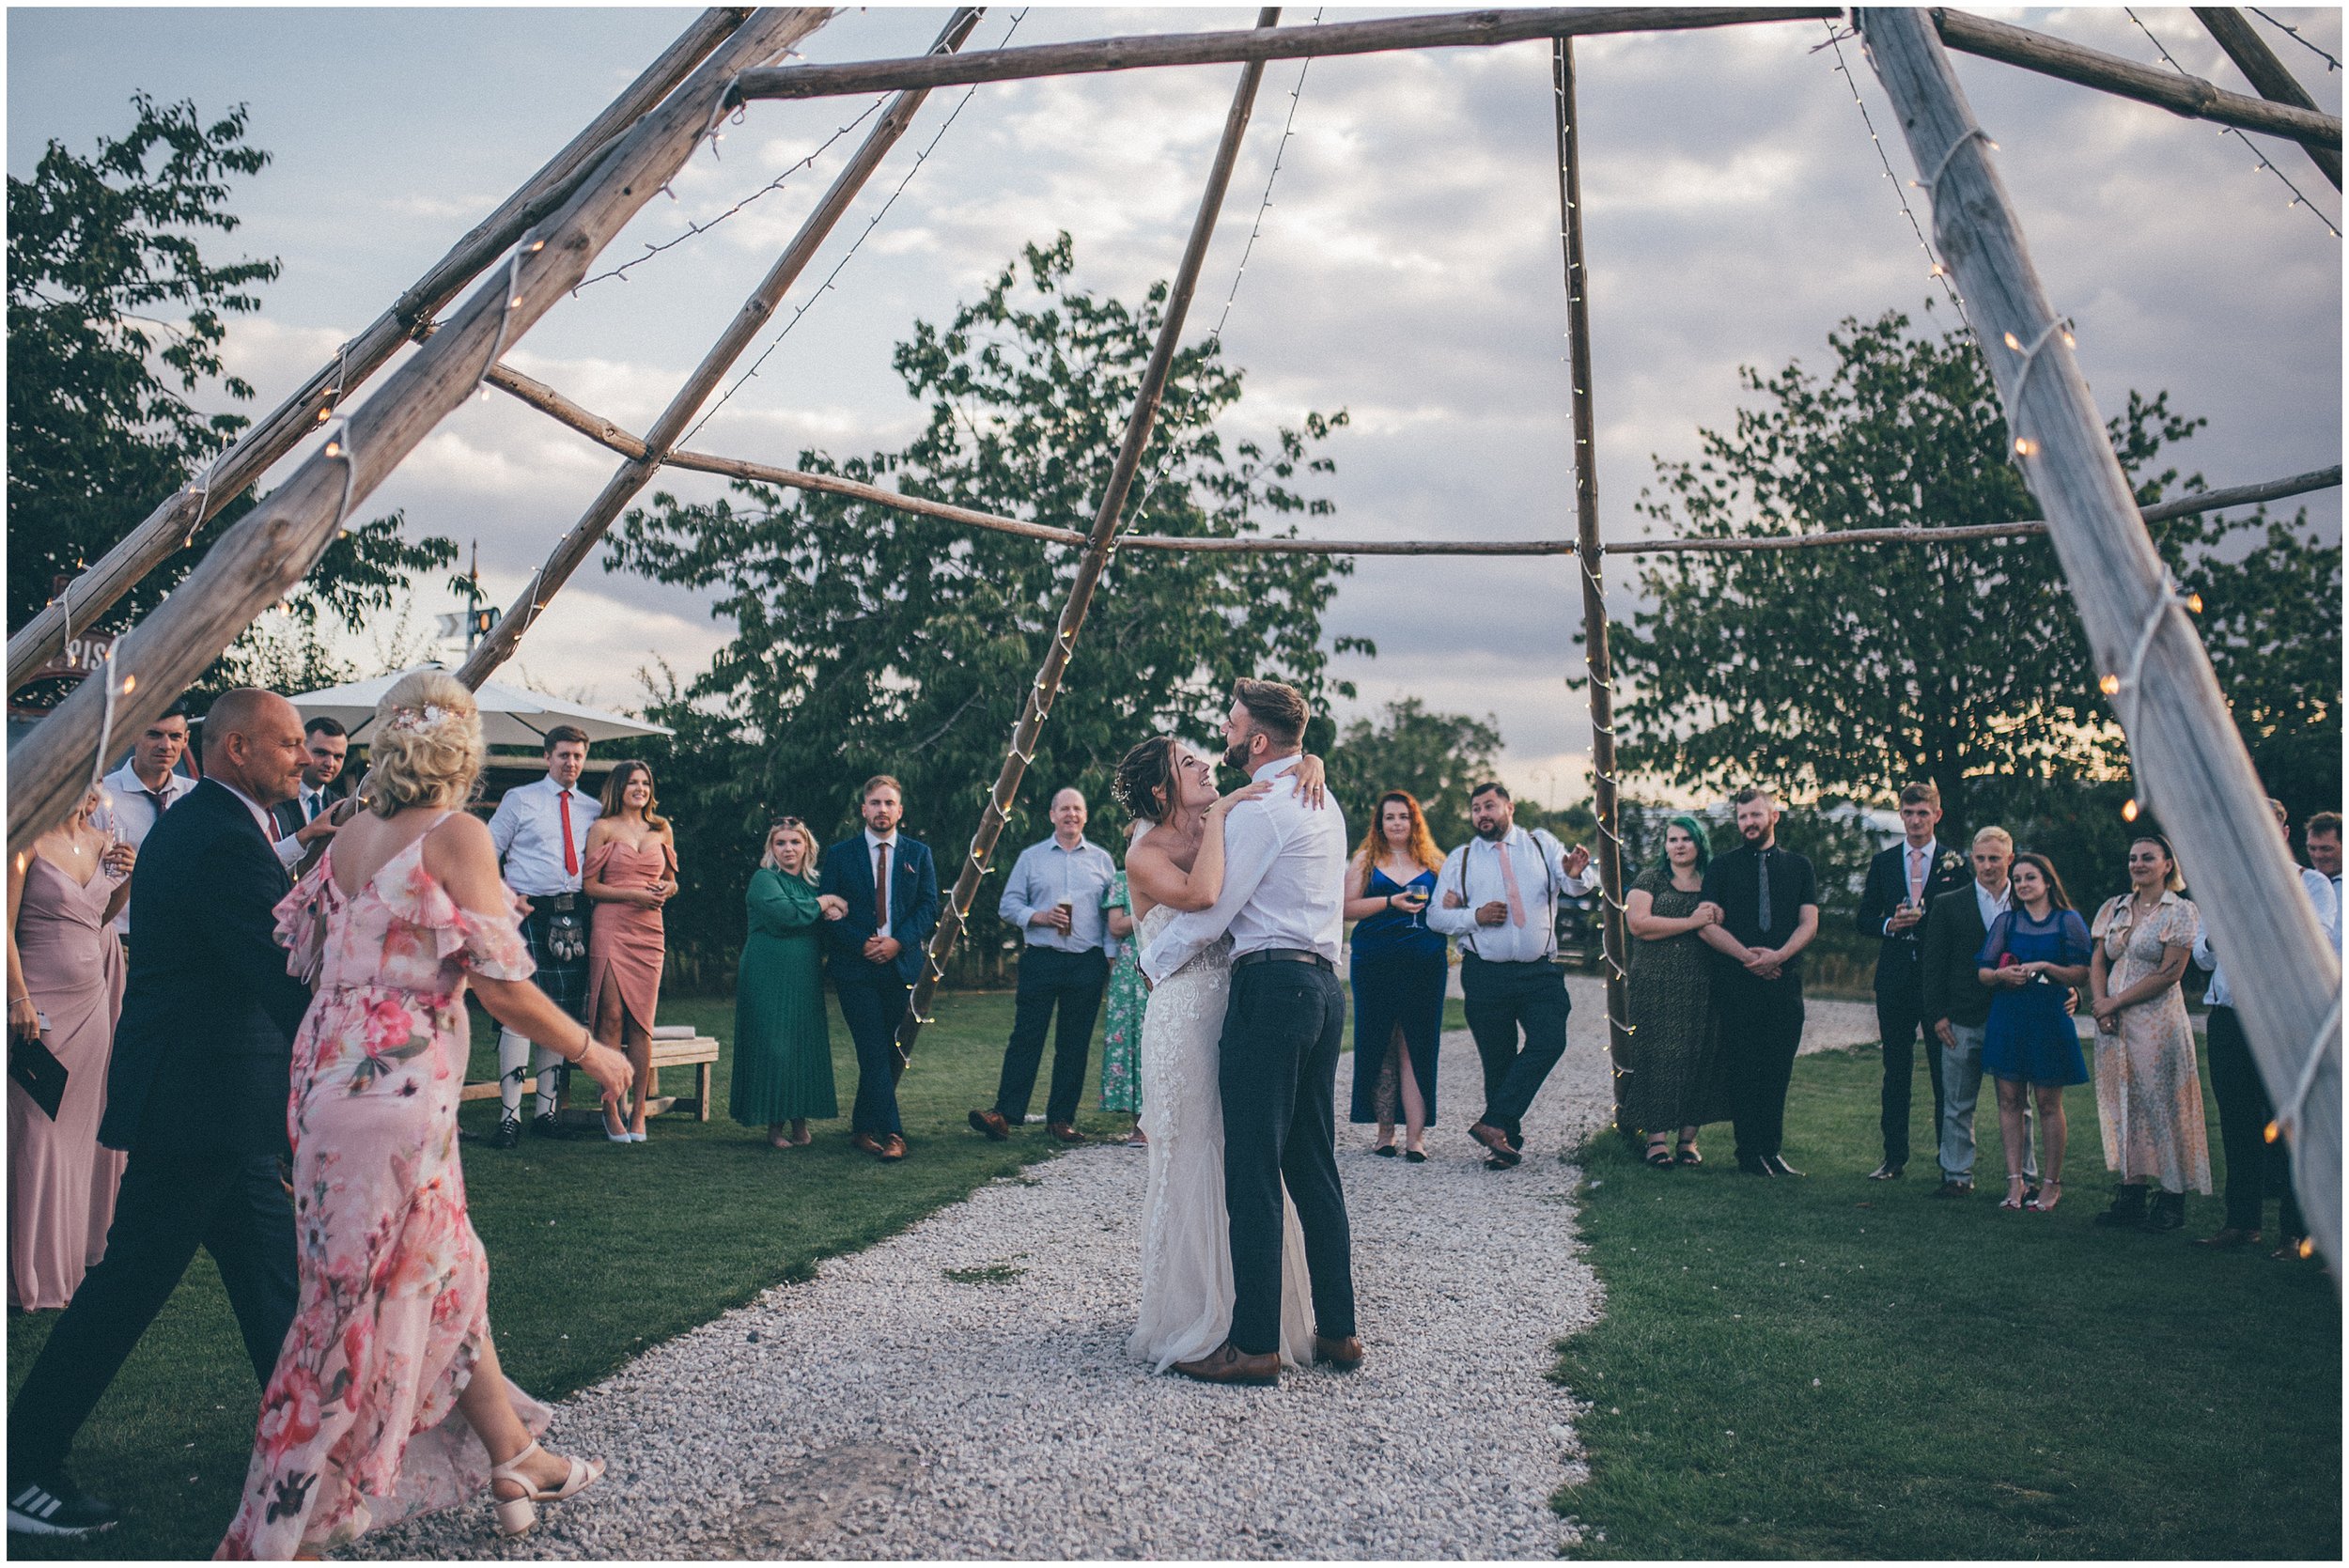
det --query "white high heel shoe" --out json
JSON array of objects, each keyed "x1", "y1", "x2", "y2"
[{"x1": 489, "y1": 1439, "x2": 604, "y2": 1537}]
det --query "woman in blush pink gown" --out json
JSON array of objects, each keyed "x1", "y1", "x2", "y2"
[
  {"x1": 6, "y1": 786, "x2": 132, "y2": 1311},
  {"x1": 583, "y1": 759, "x2": 676, "y2": 1141},
  {"x1": 217, "y1": 673, "x2": 632, "y2": 1560}
]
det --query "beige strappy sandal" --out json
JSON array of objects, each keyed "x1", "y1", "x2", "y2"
[{"x1": 489, "y1": 1439, "x2": 605, "y2": 1538}]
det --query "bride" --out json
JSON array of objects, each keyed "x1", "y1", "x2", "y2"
[{"x1": 1115, "y1": 736, "x2": 1321, "y2": 1373}]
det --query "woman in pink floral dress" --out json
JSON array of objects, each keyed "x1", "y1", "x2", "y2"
[
  {"x1": 218, "y1": 674, "x2": 631, "y2": 1560},
  {"x1": 2086, "y1": 834, "x2": 2208, "y2": 1235}
]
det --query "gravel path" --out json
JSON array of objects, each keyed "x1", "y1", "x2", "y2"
[{"x1": 359, "y1": 979, "x2": 1882, "y2": 1560}]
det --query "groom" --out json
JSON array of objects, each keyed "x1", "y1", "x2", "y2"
[{"x1": 1141, "y1": 678, "x2": 1360, "y2": 1387}]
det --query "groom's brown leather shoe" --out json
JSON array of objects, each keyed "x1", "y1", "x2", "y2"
[
  {"x1": 1048, "y1": 1122, "x2": 1087, "y2": 1144},
  {"x1": 1313, "y1": 1335, "x2": 1364, "y2": 1371},
  {"x1": 968, "y1": 1109, "x2": 1010, "y2": 1141},
  {"x1": 1470, "y1": 1122, "x2": 1521, "y2": 1167},
  {"x1": 1172, "y1": 1341, "x2": 1280, "y2": 1387}
]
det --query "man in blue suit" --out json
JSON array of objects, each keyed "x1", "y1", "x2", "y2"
[
  {"x1": 8, "y1": 690, "x2": 312, "y2": 1539},
  {"x1": 819, "y1": 775, "x2": 939, "y2": 1161}
]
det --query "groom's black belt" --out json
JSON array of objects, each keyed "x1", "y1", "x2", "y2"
[{"x1": 1233, "y1": 948, "x2": 1334, "y2": 973}]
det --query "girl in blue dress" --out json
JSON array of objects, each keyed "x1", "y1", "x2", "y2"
[
  {"x1": 1343, "y1": 792, "x2": 1447, "y2": 1159},
  {"x1": 1976, "y1": 851, "x2": 2092, "y2": 1213}
]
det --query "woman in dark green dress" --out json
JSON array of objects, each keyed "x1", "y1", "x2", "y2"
[
  {"x1": 1624, "y1": 815, "x2": 1728, "y2": 1168},
  {"x1": 731, "y1": 819, "x2": 843, "y2": 1147}
]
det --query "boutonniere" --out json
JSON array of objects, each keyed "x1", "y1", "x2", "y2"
[{"x1": 1937, "y1": 850, "x2": 1965, "y2": 874}]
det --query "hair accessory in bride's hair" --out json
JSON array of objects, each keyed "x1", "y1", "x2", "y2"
[{"x1": 383, "y1": 703, "x2": 459, "y2": 737}]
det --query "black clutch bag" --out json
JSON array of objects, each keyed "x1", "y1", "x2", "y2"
[{"x1": 9, "y1": 1031, "x2": 68, "y2": 1120}]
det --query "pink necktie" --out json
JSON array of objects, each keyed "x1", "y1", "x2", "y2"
[
  {"x1": 1908, "y1": 847, "x2": 1926, "y2": 905},
  {"x1": 1496, "y1": 842, "x2": 1528, "y2": 927}
]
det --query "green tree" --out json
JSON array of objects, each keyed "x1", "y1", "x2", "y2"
[
  {"x1": 1325, "y1": 698, "x2": 1501, "y2": 851},
  {"x1": 8, "y1": 94, "x2": 452, "y2": 680},
  {"x1": 607, "y1": 236, "x2": 1357, "y2": 983},
  {"x1": 1610, "y1": 308, "x2": 2334, "y2": 833}
]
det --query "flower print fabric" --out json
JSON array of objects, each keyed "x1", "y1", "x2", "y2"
[{"x1": 218, "y1": 830, "x2": 550, "y2": 1560}]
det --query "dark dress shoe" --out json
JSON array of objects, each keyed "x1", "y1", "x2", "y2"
[
  {"x1": 2193, "y1": 1226, "x2": 2260, "y2": 1250},
  {"x1": 1403, "y1": 1148, "x2": 1427, "y2": 1164},
  {"x1": 1929, "y1": 1180, "x2": 1974, "y2": 1199},
  {"x1": 2140, "y1": 1191, "x2": 2186, "y2": 1233},
  {"x1": 1372, "y1": 1142, "x2": 1399, "y2": 1157},
  {"x1": 530, "y1": 1111, "x2": 570, "y2": 1141},
  {"x1": 1173, "y1": 1341, "x2": 1280, "y2": 1387},
  {"x1": 1048, "y1": 1122, "x2": 1087, "y2": 1145},
  {"x1": 1313, "y1": 1335, "x2": 1365, "y2": 1371},
  {"x1": 879, "y1": 1134, "x2": 908, "y2": 1161},
  {"x1": 1763, "y1": 1155, "x2": 1804, "y2": 1177},
  {"x1": 1738, "y1": 1156, "x2": 1775, "y2": 1176},
  {"x1": 1469, "y1": 1122, "x2": 1521, "y2": 1167},
  {"x1": 491, "y1": 1112, "x2": 521, "y2": 1151},
  {"x1": 8, "y1": 1470, "x2": 117, "y2": 1537},
  {"x1": 1867, "y1": 1161, "x2": 1904, "y2": 1180},
  {"x1": 969, "y1": 1109, "x2": 1011, "y2": 1141},
  {"x1": 851, "y1": 1131, "x2": 888, "y2": 1158}
]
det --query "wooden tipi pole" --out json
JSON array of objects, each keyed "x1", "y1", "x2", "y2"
[
  {"x1": 2193, "y1": 7, "x2": 2342, "y2": 190},
  {"x1": 1552, "y1": 39, "x2": 1633, "y2": 1118},
  {"x1": 5, "y1": 8, "x2": 757, "y2": 695},
  {"x1": 7, "y1": 8, "x2": 833, "y2": 859},
  {"x1": 1860, "y1": 5, "x2": 2342, "y2": 1270},
  {"x1": 456, "y1": 7, "x2": 987, "y2": 689},
  {"x1": 894, "y1": 9, "x2": 1285, "y2": 1073}
]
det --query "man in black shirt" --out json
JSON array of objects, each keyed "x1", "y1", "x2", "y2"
[{"x1": 1698, "y1": 787, "x2": 1820, "y2": 1176}]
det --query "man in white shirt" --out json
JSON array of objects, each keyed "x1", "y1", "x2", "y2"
[
  {"x1": 2190, "y1": 799, "x2": 2341, "y2": 1254},
  {"x1": 94, "y1": 701, "x2": 196, "y2": 944},
  {"x1": 1919, "y1": 826, "x2": 2035, "y2": 1199},
  {"x1": 269, "y1": 718, "x2": 350, "y2": 841},
  {"x1": 484, "y1": 725, "x2": 600, "y2": 1147},
  {"x1": 1425, "y1": 781, "x2": 1593, "y2": 1169},
  {"x1": 1142, "y1": 679, "x2": 1358, "y2": 1387},
  {"x1": 2306, "y1": 812, "x2": 2342, "y2": 927}
]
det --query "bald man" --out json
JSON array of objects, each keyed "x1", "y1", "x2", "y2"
[
  {"x1": 8, "y1": 690, "x2": 312, "y2": 1539},
  {"x1": 972, "y1": 788, "x2": 1119, "y2": 1144}
]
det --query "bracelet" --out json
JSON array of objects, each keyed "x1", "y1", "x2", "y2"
[{"x1": 1385, "y1": 893, "x2": 1396, "y2": 910}]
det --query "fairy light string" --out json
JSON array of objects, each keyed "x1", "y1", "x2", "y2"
[
  {"x1": 1820, "y1": 22, "x2": 1971, "y2": 329},
  {"x1": 2249, "y1": 7, "x2": 2341, "y2": 73},
  {"x1": 2124, "y1": 7, "x2": 2341, "y2": 238}
]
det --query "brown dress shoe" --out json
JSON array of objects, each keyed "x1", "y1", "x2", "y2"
[
  {"x1": 1172, "y1": 1341, "x2": 1279, "y2": 1387},
  {"x1": 879, "y1": 1134, "x2": 908, "y2": 1161},
  {"x1": 1313, "y1": 1335, "x2": 1364, "y2": 1371},
  {"x1": 969, "y1": 1109, "x2": 1011, "y2": 1141},
  {"x1": 850, "y1": 1131, "x2": 886, "y2": 1157},
  {"x1": 1469, "y1": 1122, "x2": 1521, "y2": 1167},
  {"x1": 1048, "y1": 1122, "x2": 1087, "y2": 1145}
]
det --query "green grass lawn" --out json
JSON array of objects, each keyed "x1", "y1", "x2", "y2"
[
  {"x1": 8, "y1": 988, "x2": 1122, "y2": 1561},
  {"x1": 1555, "y1": 1046, "x2": 2342, "y2": 1560}
]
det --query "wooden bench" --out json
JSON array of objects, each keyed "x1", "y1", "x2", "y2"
[{"x1": 459, "y1": 1031, "x2": 720, "y2": 1123}]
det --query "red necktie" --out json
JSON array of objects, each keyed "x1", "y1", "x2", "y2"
[
  {"x1": 560, "y1": 790, "x2": 579, "y2": 877},
  {"x1": 263, "y1": 805, "x2": 281, "y2": 843},
  {"x1": 875, "y1": 841, "x2": 891, "y2": 929}
]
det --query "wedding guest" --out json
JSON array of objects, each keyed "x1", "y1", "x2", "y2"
[
  {"x1": 1343, "y1": 791, "x2": 1446, "y2": 1161},
  {"x1": 2087, "y1": 835, "x2": 2206, "y2": 1234},
  {"x1": 820, "y1": 776, "x2": 939, "y2": 1162},
  {"x1": 1977, "y1": 852, "x2": 2092, "y2": 1213},
  {"x1": 972, "y1": 788, "x2": 1117, "y2": 1146},
  {"x1": 1426, "y1": 782, "x2": 1593, "y2": 1168},
  {"x1": 1920, "y1": 827, "x2": 2037, "y2": 1201},
  {"x1": 583, "y1": 760, "x2": 677, "y2": 1143},
  {"x1": 1698, "y1": 786, "x2": 1819, "y2": 1178},
  {"x1": 731, "y1": 819, "x2": 844, "y2": 1149},
  {"x1": 268, "y1": 716, "x2": 350, "y2": 841},
  {"x1": 6, "y1": 691, "x2": 310, "y2": 1540},
  {"x1": 2192, "y1": 800, "x2": 2339, "y2": 1255},
  {"x1": 485, "y1": 726, "x2": 599, "y2": 1148},
  {"x1": 217, "y1": 671, "x2": 629, "y2": 1556},
  {"x1": 1623, "y1": 815, "x2": 1725, "y2": 1169},
  {"x1": 2306, "y1": 812, "x2": 2342, "y2": 918},
  {"x1": 1099, "y1": 868, "x2": 1144, "y2": 1143},
  {"x1": 1856, "y1": 782, "x2": 1969, "y2": 1180},
  {"x1": 7, "y1": 787, "x2": 131, "y2": 1311},
  {"x1": 93, "y1": 699, "x2": 194, "y2": 946}
]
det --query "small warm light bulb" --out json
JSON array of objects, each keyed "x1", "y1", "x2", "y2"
[
  {"x1": 120, "y1": 674, "x2": 135, "y2": 695},
  {"x1": 2061, "y1": 331, "x2": 2076, "y2": 349},
  {"x1": 2184, "y1": 592, "x2": 2203, "y2": 614},
  {"x1": 2099, "y1": 674, "x2": 2121, "y2": 696},
  {"x1": 529, "y1": 239, "x2": 546, "y2": 252},
  {"x1": 510, "y1": 295, "x2": 524, "y2": 309},
  {"x1": 324, "y1": 441, "x2": 343, "y2": 458},
  {"x1": 2264, "y1": 1120, "x2": 2282, "y2": 1144},
  {"x1": 2298, "y1": 1237, "x2": 2314, "y2": 1259},
  {"x1": 2122, "y1": 799, "x2": 2140, "y2": 823},
  {"x1": 2003, "y1": 331, "x2": 2023, "y2": 351},
  {"x1": 315, "y1": 407, "x2": 331, "y2": 424},
  {"x1": 2015, "y1": 438, "x2": 2038, "y2": 457}
]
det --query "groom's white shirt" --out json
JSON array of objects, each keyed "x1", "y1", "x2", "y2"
[{"x1": 1140, "y1": 755, "x2": 1347, "y2": 984}]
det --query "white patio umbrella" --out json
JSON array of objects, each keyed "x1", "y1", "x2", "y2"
[{"x1": 285, "y1": 663, "x2": 672, "y2": 748}]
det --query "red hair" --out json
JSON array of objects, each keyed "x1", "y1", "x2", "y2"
[{"x1": 1352, "y1": 790, "x2": 1444, "y2": 877}]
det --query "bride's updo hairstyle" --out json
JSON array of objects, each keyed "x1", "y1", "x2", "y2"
[
  {"x1": 1112, "y1": 735, "x2": 1182, "y2": 825},
  {"x1": 366, "y1": 670, "x2": 487, "y2": 817}
]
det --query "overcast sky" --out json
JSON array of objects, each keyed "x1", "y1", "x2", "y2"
[{"x1": 10, "y1": 5, "x2": 2341, "y2": 808}]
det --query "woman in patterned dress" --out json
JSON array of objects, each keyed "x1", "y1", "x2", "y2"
[
  {"x1": 218, "y1": 673, "x2": 633, "y2": 1559},
  {"x1": 1098, "y1": 866, "x2": 1146, "y2": 1144},
  {"x1": 2087, "y1": 834, "x2": 2207, "y2": 1234},
  {"x1": 1623, "y1": 815, "x2": 1726, "y2": 1168}
]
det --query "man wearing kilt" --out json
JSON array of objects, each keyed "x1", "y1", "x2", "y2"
[{"x1": 485, "y1": 725, "x2": 600, "y2": 1147}]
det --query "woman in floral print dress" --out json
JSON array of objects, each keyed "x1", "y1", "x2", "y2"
[
  {"x1": 218, "y1": 674, "x2": 632, "y2": 1560},
  {"x1": 1098, "y1": 868, "x2": 1145, "y2": 1142}
]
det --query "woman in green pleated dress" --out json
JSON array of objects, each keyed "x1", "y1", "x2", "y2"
[{"x1": 731, "y1": 819, "x2": 844, "y2": 1147}]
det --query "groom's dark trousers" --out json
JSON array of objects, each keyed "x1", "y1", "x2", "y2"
[
  {"x1": 8, "y1": 780, "x2": 305, "y2": 1482},
  {"x1": 1220, "y1": 951, "x2": 1356, "y2": 1357}
]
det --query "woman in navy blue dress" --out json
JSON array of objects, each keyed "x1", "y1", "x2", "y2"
[
  {"x1": 1977, "y1": 851, "x2": 2092, "y2": 1213},
  {"x1": 1344, "y1": 792, "x2": 1448, "y2": 1159}
]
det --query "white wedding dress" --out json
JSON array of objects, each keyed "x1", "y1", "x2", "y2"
[{"x1": 1128, "y1": 836, "x2": 1315, "y2": 1372}]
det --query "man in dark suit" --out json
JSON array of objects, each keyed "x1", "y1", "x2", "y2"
[
  {"x1": 1698, "y1": 786, "x2": 1819, "y2": 1178},
  {"x1": 818, "y1": 774, "x2": 939, "y2": 1162},
  {"x1": 1919, "y1": 826, "x2": 2035, "y2": 1200},
  {"x1": 1855, "y1": 782, "x2": 1971, "y2": 1180},
  {"x1": 7, "y1": 690, "x2": 312, "y2": 1539},
  {"x1": 267, "y1": 714, "x2": 351, "y2": 841}
]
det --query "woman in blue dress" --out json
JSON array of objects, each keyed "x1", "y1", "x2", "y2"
[
  {"x1": 1977, "y1": 851, "x2": 2093, "y2": 1213},
  {"x1": 1344, "y1": 791, "x2": 1448, "y2": 1159}
]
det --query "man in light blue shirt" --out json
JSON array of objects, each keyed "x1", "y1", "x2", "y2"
[{"x1": 970, "y1": 788, "x2": 1120, "y2": 1144}]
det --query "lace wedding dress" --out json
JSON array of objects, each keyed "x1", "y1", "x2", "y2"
[{"x1": 1128, "y1": 835, "x2": 1315, "y2": 1372}]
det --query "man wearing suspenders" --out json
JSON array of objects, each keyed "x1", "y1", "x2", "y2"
[{"x1": 1426, "y1": 782, "x2": 1593, "y2": 1168}]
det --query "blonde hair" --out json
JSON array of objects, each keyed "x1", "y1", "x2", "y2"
[
  {"x1": 1970, "y1": 825, "x2": 2014, "y2": 852},
  {"x1": 759, "y1": 821, "x2": 820, "y2": 885},
  {"x1": 366, "y1": 670, "x2": 485, "y2": 817}
]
